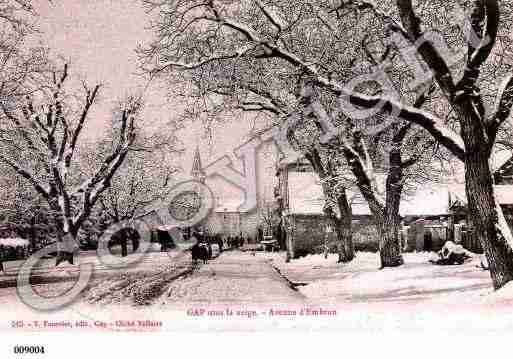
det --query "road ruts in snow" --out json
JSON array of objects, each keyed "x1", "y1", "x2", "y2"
[
  {"x1": 85, "y1": 251, "x2": 195, "y2": 306},
  {"x1": 0, "y1": 250, "x2": 196, "y2": 306},
  {"x1": 159, "y1": 251, "x2": 305, "y2": 306}
]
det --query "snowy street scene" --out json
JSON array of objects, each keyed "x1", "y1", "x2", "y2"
[
  {"x1": 1, "y1": 246, "x2": 513, "y2": 333},
  {"x1": 3, "y1": 0, "x2": 513, "y2": 347}
]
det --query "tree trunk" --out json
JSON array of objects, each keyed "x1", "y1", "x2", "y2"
[
  {"x1": 457, "y1": 99, "x2": 513, "y2": 290},
  {"x1": 465, "y1": 149, "x2": 513, "y2": 289},
  {"x1": 55, "y1": 244, "x2": 75, "y2": 266},
  {"x1": 121, "y1": 237, "x2": 128, "y2": 257},
  {"x1": 336, "y1": 188, "x2": 354, "y2": 262},
  {"x1": 335, "y1": 218, "x2": 354, "y2": 262},
  {"x1": 349, "y1": 156, "x2": 404, "y2": 268},
  {"x1": 379, "y1": 146, "x2": 405, "y2": 268},
  {"x1": 285, "y1": 230, "x2": 294, "y2": 262},
  {"x1": 50, "y1": 204, "x2": 76, "y2": 266},
  {"x1": 29, "y1": 216, "x2": 36, "y2": 254},
  {"x1": 378, "y1": 213, "x2": 404, "y2": 268},
  {"x1": 304, "y1": 148, "x2": 355, "y2": 263},
  {"x1": 362, "y1": 202, "x2": 403, "y2": 268},
  {"x1": 55, "y1": 227, "x2": 78, "y2": 266},
  {"x1": 335, "y1": 212, "x2": 354, "y2": 263}
]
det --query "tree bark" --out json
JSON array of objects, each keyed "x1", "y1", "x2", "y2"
[
  {"x1": 464, "y1": 142, "x2": 513, "y2": 289},
  {"x1": 343, "y1": 142, "x2": 404, "y2": 268},
  {"x1": 379, "y1": 140, "x2": 405, "y2": 268},
  {"x1": 378, "y1": 212, "x2": 404, "y2": 268},
  {"x1": 51, "y1": 210, "x2": 71, "y2": 266},
  {"x1": 335, "y1": 189, "x2": 354, "y2": 263},
  {"x1": 285, "y1": 228, "x2": 294, "y2": 262},
  {"x1": 305, "y1": 148, "x2": 355, "y2": 263},
  {"x1": 121, "y1": 237, "x2": 128, "y2": 257},
  {"x1": 357, "y1": 192, "x2": 404, "y2": 268},
  {"x1": 451, "y1": 90, "x2": 513, "y2": 289},
  {"x1": 55, "y1": 230, "x2": 77, "y2": 266}
]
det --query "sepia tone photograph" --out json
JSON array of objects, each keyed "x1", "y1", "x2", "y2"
[{"x1": 1, "y1": 0, "x2": 513, "y2": 356}]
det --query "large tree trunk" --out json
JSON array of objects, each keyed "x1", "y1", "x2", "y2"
[
  {"x1": 363, "y1": 203, "x2": 403, "y2": 268},
  {"x1": 378, "y1": 212, "x2": 404, "y2": 268},
  {"x1": 465, "y1": 148, "x2": 513, "y2": 289},
  {"x1": 379, "y1": 144, "x2": 405, "y2": 268},
  {"x1": 345, "y1": 145, "x2": 404, "y2": 268},
  {"x1": 54, "y1": 221, "x2": 78, "y2": 266},
  {"x1": 304, "y1": 149, "x2": 355, "y2": 263},
  {"x1": 335, "y1": 189, "x2": 354, "y2": 263},
  {"x1": 458, "y1": 97, "x2": 513, "y2": 289},
  {"x1": 366, "y1": 201, "x2": 404, "y2": 268},
  {"x1": 121, "y1": 238, "x2": 128, "y2": 257},
  {"x1": 335, "y1": 218, "x2": 354, "y2": 262},
  {"x1": 55, "y1": 233, "x2": 77, "y2": 266}
]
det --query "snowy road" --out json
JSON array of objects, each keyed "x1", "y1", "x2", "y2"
[
  {"x1": 2, "y1": 250, "x2": 513, "y2": 332},
  {"x1": 160, "y1": 251, "x2": 305, "y2": 306},
  {"x1": 0, "y1": 249, "x2": 304, "y2": 308},
  {"x1": 0, "y1": 249, "x2": 508, "y2": 311}
]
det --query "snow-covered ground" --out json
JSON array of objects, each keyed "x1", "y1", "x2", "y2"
[
  {"x1": 265, "y1": 251, "x2": 498, "y2": 307},
  {"x1": 160, "y1": 251, "x2": 304, "y2": 306},
  {"x1": 1, "y1": 249, "x2": 513, "y2": 332}
]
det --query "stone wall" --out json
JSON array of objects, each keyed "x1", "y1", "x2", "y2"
[
  {"x1": 289, "y1": 214, "x2": 380, "y2": 257},
  {"x1": 352, "y1": 220, "x2": 380, "y2": 252},
  {"x1": 290, "y1": 215, "x2": 331, "y2": 257}
]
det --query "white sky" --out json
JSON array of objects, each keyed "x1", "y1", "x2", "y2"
[{"x1": 33, "y1": 0, "x2": 261, "y2": 178}]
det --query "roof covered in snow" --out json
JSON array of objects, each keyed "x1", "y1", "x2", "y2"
[
  {"x1": 0, "y1": 237, "x2": 29, "y2": 247},
  {"x1": 286, "y1": 171, "x2": 453, "y2": 217},
  {"x1": 400, "y1": 188, "x2": 451, "y2": 216},
  {"x1": 286, "y1": 172, "x2": 377, "y2": 216},
  {"x1": 286, "y1": 172, "x2": 325, "y2": 216},
  {"x1": 449, "y1": 184, "x2": 513, "y2": 206}
]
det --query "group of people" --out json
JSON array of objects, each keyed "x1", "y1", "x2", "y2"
[
  {"x1": 190, "y1": 229, "x2": 248, "y2": 251},
  {"x1": 225, "y1": 234, "x2": 246, "y2": 249},
  {"x1": 190, "y1": 230, "x2": 251, "y2": 264},
  {"x1": 190, "y1": 231, "x2": 220, "y2": 264}
]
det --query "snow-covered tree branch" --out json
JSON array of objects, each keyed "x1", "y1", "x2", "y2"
[{"x1": 0, "y1": 64, "x2": 140, "y2": 265}]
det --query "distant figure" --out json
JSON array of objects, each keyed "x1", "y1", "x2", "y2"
[
  {"x1": 215, "y1": 235, "x2": 223, "y2": 252},
  {"x1": 191, "y1": 242, "x2": 209, "y2": 264},
  {"x1": 257, "y1": 227, "x2": 264, "y2": 242},
  {"x1": 424, "y1": 232, "x2": 433, "y2": 252}
]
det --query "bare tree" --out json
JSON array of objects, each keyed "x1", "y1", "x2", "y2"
[
  {"x1": 83, "y1": 122, "x2": 181, "y2": 224},
  {"x1": 258, "y1": 199, "x2": 279, "y2": 236},
  {"x1": 0, "y1": 64, "x2": 140, "y2": 265},
  {"x1": 346, "y1": 0, "x2": 513, "y2": 288},
  {"x1": 140, "y1": 0, "x2": 446, "y2": 267},
  {"x1": 141, "y1": 0, "x2": 513, "y2": 289},
  {"x1": 140, "y1": 0, "x2": 372, "y2": 263},
  {"x1": 0, "y1": 0, "x2": 52, "y2": 102},
  {"x1": 290, "y1": 78, "x2": 444, "y2": 267},
  {"x1": 0, "y1": 165, "x2": 60, "y2": 250},
  {"x1": 78, "y1": 125, "x2": 181, "y2": 256}
]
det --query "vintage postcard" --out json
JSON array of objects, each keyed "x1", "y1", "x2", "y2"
[{"x1": 1, "y1": 0, "x2": 513, "y2": 357}]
